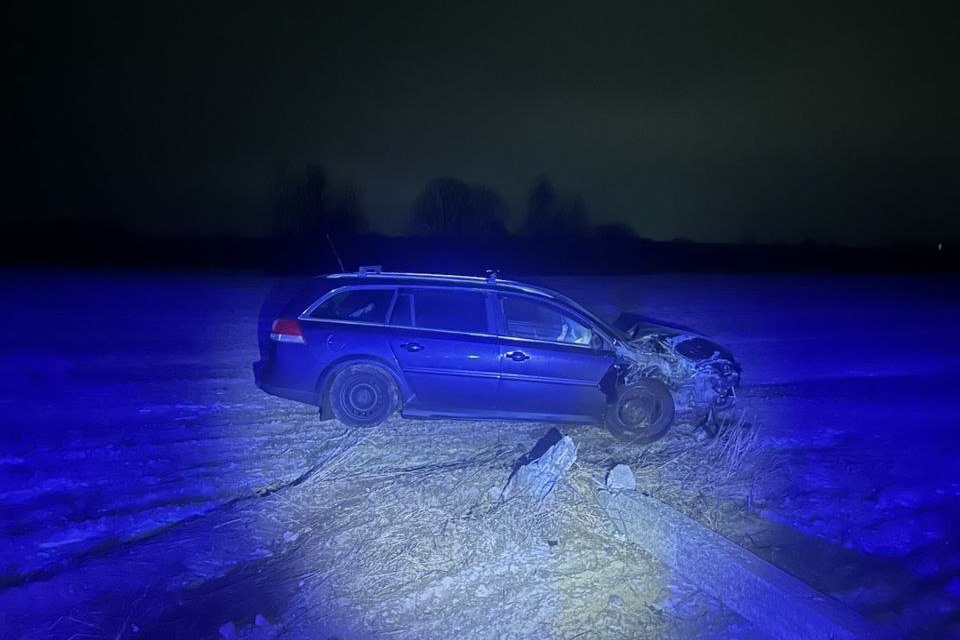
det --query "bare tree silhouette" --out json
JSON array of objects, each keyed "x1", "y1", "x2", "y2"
[
  {"x1": 521, "y1": 176, "x2": 589, "y2": 237},
  {"x1": 555, "y1": 194, "x2": 588, "y2": 237},
  {"x1": 410, "y1": 177, "x2": 508, "y2": 239},
  {"x1": 274, "y1": 165, "x2": 365, "y2": 238},
  {"x1": 328, "y1": 182, "x2": 366, "y2": 234},
  {"x1": 522, "y1": 176, "x2": 559, "y2": 236}
]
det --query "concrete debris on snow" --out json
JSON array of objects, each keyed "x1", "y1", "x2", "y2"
[
  {"x1": 606, "y1": 463, "x2": 637, "y2": 492},
  {"x1": 600, "y1": 489, "x2": 888, "y2": 640},
  {"x1": 218, "y1": 614, "x2": 279, "y2": 640},
  {"x1": 500, "y1": 427, "x2": 577, "y2": 502}
]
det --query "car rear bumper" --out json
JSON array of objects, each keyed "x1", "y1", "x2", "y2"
[{"x1": 253, "y1": 360, "x2": 318, "y2": 406}]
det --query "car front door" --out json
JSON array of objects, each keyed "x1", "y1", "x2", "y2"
[
  {"x1": 387, "y1": 287, "x2": 500, "y2": 416},
  {"x1": 496, "y1": 293, "x2": 615, "y2": 420}
]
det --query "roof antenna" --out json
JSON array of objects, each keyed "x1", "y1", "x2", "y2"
[{"x1": 326, "y1": 233, "x2": 345, "y2": 273}]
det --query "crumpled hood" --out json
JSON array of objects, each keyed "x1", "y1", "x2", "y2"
[
  {"x1": 612, "y1": 312, "x2": 702, "y2": 340},
  {"x1": 613, "y1": 313, "x2": 737, "y2": 365}
]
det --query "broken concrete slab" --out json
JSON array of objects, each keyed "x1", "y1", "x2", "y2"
[
  {"x1": 600, "y1": 488, "x2": 891, "y2": 640},
  {"x1": 606, "y1": 464, "x2": 636, "y2": 492},
  {"x1": 501, "y1": 428, "x2": 577, "y2": 502}
]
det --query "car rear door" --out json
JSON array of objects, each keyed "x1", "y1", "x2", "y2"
[
  {"x1": 386, "y1": 287, "x2": 500, "y2": 415},
  {"x1": 496, "y1": 293, "x2": 615, "y2": 420}
]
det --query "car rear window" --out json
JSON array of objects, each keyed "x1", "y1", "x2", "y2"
[
  {"x1": 391, "y1": 289, "x2": 488, "y2": 333},
  {"x1": 309, "y1": 288, "x2": 395, "y2": 324}
]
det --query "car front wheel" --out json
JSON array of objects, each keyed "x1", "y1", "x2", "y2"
[
  {"x1": 328, "y1": 363, "x2": 399, "y2": 428},
  {"x1": 605, "y1": 379, "x2": 675, "y2": 444}
]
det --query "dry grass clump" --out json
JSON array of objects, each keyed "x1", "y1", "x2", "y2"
[
  {"x1": 268, "y1": 419, "x2": 734, "y2": 639},
  {"x1": 632, "y1": 412, "x2": 770, "y2": 531},
  {"x1": 574, "y1": 411, "x2": 772, "y2": 534}
]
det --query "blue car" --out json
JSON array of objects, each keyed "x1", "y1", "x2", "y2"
[{"x1": 255, "y1": 268, "x2": 740, "y2": 443}]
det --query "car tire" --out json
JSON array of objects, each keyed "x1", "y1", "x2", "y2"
[
  {"x1": 328, "y1": 363, "x2": 399, "y2": 428},
  {"x1": 605, "y1": 379, "x2": 675, "y2": 444}
]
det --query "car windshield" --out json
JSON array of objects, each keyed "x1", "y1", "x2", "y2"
[{"x1": 544, "y1": 289, "x2": 631, "y2": 343}]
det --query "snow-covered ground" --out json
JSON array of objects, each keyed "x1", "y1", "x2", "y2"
[{"x1": 0, "y1": 269, "x2": 957, "y2": 639}]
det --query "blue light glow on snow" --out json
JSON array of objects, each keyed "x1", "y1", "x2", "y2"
[{"x1": 1, "y1": 269, "x2": 958, "y2": 637}]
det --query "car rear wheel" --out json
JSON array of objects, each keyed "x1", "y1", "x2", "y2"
[
  {"x1": 328, "y1": 364, "x2": 399, "y2": 428},
  {"x1": 605, "y1": 379, "x2": 675, "y2": 444}
]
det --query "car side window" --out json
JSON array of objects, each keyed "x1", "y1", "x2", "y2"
[
  {"x1": 501, "y1": 295, "x2": 593, "y2": 346},
  {"x1": 397, "y1": 289, "x2": 488, "y2": 333},
  {"x1": 310, "y1": 288, "x2": 395, "y2": 323},
  {"x1": 389, "y1": 292, "x2": 413, "y2": 327}
]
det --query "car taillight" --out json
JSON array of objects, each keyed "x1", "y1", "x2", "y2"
[{"x1": 270, "y1": 318, "x2": 306, "y2": 344}]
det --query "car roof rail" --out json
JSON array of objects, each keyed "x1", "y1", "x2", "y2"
[{"x1": 357, "y1": 265, "x2": 383, "y2": 276}]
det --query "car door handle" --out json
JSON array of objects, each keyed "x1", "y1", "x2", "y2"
[
  {"x1": 505, "y1": 350, "x2": 530, "y2": 362},
  {"x1": 400, "y1": 342, "x2": 423, "y2": 352}
]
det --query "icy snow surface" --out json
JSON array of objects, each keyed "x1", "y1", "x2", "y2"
[{"x1": 0, "y1": 269, "x2": 957, "y2": 639}]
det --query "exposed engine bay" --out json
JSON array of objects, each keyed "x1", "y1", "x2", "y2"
[{"x1": 610, "y1": 313, "x2": 741, "y2": 424}]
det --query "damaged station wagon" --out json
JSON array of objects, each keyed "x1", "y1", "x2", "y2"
[{"x1": 255, "y1": 268, "x2": 740, "y2": 443}]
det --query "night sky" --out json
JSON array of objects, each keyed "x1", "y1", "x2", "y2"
[{"x1": 8, "y1": 1, "x2": 959, "y2": 245}]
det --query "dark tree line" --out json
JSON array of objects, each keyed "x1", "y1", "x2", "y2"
[
  {"x1": 409, "y1": 177, "x2": 509, "y2": 240},
  {"x1": 274, "y1": 165, "x2": 365, "y2": 239},
  {"x1": 522, "y1": 176, "x2": 589, "y2": 238},
  {"x1": 272, "y1": 164, "x2": 636, "y2": 242}
]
